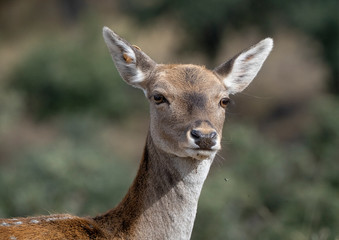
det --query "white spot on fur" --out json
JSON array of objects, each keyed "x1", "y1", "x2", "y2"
[
  {"x1": 1, "y1": 222, "x2": 10, "y2": 227},
  {"x1": 13, "y1": 221, "x2": 22, "y2": 225},
  {"x1": 10, "y1": 236, "x2": 17, "y2": 240},
  {"x1": 29, "y1": 219, "x2": 39, "y2": 224},
  {"x1": 46, "y1": 216, "x2": 73, "y2": 222},
  {"x1": 46, "y1": 217, "x2": 57, "y2": 222},
  {"x1": 223, "y1": 38, "x2": 273, "y2": 95}
]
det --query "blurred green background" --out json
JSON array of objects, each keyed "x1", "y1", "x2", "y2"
[{"x1": 0, "y1": 0, "x2": 338, "y2": 239}]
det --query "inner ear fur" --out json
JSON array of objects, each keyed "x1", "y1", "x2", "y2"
[
  {"x1": 102, "y1": 27, "x2": 156, "y2": 91},
  {"x1": 214, "y1": 38, "x2": 273, "y2": 95}
]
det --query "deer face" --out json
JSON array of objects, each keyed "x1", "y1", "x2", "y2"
[
  {"x1": 103, "y1": 27, "x2": 273, "y2": 160},
  {"x1": 146, "y1": 65, "x2": 227, "y2": 160}
]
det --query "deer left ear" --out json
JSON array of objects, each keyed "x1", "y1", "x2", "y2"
[
  {"x1": 214, "y1": 38, "x2": 273, "y2": 95},
  {"x1": 102, "y1": 27, "x2": 156, "y2": 92}
]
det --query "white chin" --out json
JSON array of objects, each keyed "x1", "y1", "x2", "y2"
[{"x1": 186, "y1": 149, "x2": 217, "y2": 160}]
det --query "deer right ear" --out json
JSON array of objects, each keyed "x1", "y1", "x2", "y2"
[
  {"x1": 102, "y1": 27, "x2": 156, "y2": 92},
  {"x1": 214, "y1": 38, "x2": 273, "y2": 95}
]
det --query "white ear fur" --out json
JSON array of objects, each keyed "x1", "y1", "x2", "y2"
[
  {"x1": 215, "y1": 38, "x2": 273, "y2": 95},
  {"x1": 102, "y1": 27, "x2": 156, "y2": 92}
]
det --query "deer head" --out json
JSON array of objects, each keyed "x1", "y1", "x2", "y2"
[{"x1": 103, "y1": 27, "x2": 273, "y2": 161}]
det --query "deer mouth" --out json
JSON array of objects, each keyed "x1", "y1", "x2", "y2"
[
  {"x1": 193, "y1": 146, "x2": 216, "y2": 151},
  {"x1": 184, "y1": 147, "x2": 218, "y2": 160},
  {"x1": 186, "y1": 141, "x2": 221, "y2": 152}
]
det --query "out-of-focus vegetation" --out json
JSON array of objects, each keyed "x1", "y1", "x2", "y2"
[
  {"x1": 194, "y1": 97, "x2": 339, "y2": 239},
  {"x1": 9, "y1": 32, "x2": 146, "y2": 119},
  {"x1": 120, "y1": 0, "x2": 339, "y2": 93},
  {"x1": 0, "y1": 1, "x2": 338, "y2": 239},
  {"x1": 0, "y1": 120, "x2": 132, "y2": 217}
]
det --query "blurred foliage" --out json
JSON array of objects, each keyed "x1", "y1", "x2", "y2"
[
  {"x1": 118, "y1": 0, "x2": 339, "y2": 94},
  {"x1": 0, "y1": 1, "x2": 339, "y2": 239},
  {"x1": 0, "y1": 89, "x2": 23, "y2": 135},
  {"x1": 0, "y1": 92, "x2": 338, "y2": 239},
  {"x1": 193, "y1": 96, "x2": 339, "y2": 240},
  {"x1": 8, "y1": 32, "x2": 147, "y2": 120},
  {"x1": 0, "y1": 116, "x2": 133, "y2": 218}
]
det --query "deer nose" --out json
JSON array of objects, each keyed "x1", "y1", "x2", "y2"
[{"x1": 190, "y1": 129, "x2": 217, "y2": 150}]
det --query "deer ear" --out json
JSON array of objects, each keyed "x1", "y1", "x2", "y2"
[
  {"x1": 103, "y1": 26, "x2": 156, "y2": 92},
  {"x1": 214, "y1": 38, "x2": 273, "y2": 95}
]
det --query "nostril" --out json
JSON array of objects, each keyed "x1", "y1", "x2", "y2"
[
  {"x1": 191, "y1": 129, "x2": 202, "y2": 139},
  {"x1": 190, "y1": 128, "x2": 218, "y2": 150},
  {"x1": 209, "y1": 131, "x2": 217, "y2": 139},
  {"x1": 191, "y1": 130, "x2": 217, "y2": 140}
]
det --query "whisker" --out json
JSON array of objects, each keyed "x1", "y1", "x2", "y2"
[
  {"x1": 216, "y1": 153, "x2": 226, "y2": 161},
  {"x1": 212, "y1": 154, "x2": 224, "y2": 167}
]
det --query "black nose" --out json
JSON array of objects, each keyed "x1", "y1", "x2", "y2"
[{"x1": 190, "y1": 129, "x2": 217, "y2": 150}]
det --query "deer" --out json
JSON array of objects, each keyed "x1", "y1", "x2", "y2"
[{"x1": 0, "y1": 26, "x2": 273, "y2": 240}]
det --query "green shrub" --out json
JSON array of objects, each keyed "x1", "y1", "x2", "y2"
[
  {"x1": 9, "y1": 37, "x2": 146, "y2": 120},
  {"x1": 0, "y1": 89, "x2": 24, "y2": 135},
  {"x1": 192, "y1": 96, "x2": 339, "y2": 240},
  {"x1": 0, "y1": 117, "x2": 135, "y2": 218}
]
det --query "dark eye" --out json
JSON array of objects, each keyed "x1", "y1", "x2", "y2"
[
  {"x1": 220, "y1": 98, "x2": 230, "y2": 108},
  {"x1": 153, "y1": 94, "x2": 167, "y2": 105}
]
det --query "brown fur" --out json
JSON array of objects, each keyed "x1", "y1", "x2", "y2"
[{"x1": 0, "y1": 214, "x2": 110, "y2": 239}]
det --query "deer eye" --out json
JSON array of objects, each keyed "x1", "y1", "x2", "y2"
[
  {"x1": 219, "y1": 98, "x2": 230, "y2": 108},
  {"x1": 153, "y1": 94, "x2": 167, "y2": 105}
]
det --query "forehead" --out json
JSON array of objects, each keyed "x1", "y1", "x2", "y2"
[{"x1": 149, "y1": 64, "x2": 226, "y2": 95}]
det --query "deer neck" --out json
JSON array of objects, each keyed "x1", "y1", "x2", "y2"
[{"x1": 94, "y1": 132, "x2": 214, "y2": 240}]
